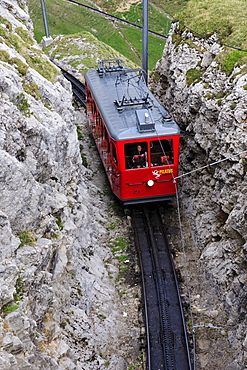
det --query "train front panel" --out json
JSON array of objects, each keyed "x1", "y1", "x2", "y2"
[{"x1": 116, "y1": 136, "x2": 179, "y2": 204}]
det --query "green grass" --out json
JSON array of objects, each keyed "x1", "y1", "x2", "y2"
[
  {"x1": 114, "y1": 1, "x2": 171, "y2": 36},
  {"x1": 13, "y1": 275, "x2": 25, "y2": 302},
  {"x1": 176, "y1": 0, "x2": 247, "y2": 75},
  {"x1": 151, "y1": 0, "x2": 187, "y2": 16},
  {"x1": 27, "y1": 0, "x2": 142, "y2": 67},
  {"x1": 186, "y1": 68, "x2": 206, "y2": 86},
  {"x1": 81, "y1": 0, "x2": 187, "y2": 15},
  {"x1": 177, "y1": 0, "x2": 247, "y2": 49},
  {"x1": 17, "y1": 230, "x2": 36, "y2": 247},
  {"x1": 216, "y1": 49, "x2": 247, "y2": 76},
  {"x1": 44, "y1": 31, "x2": 138, "y2": 72},
  {"x1": 0, "y1": 14, "x2": 60, "y2": 82},
  {"x1": 2, "y1": 304, "x2": 19, "y2": 314},
  {"x1": 26, "y1": 0, "x2": 247, "y2": 75},
  {"x1": 26, "y1": 0, "x2": 178, "y2": 71}
]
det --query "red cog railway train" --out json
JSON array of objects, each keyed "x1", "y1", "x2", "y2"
[{"x1": 85, "y1": 59, "x2": 180, "y2": 205}]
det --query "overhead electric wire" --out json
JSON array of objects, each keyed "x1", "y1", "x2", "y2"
[
  {"x1": 49, "y1": 0, "x2": 143, "y2": 64},
  {"x1": 53, "y1": 0, "x2": 247, "y2": 56},
  {"x1": 40, "y1": 3, "x2": 246, "y2": 363},
  {"x1": 55, "y1": 0, "x2": 247, "y2": 68},
  {"x1": 64, "y1": 0, "x2": 168, "y2": 39},
  {"x1": 55, "y1": 0, "x2": 166, "y2": 65},
  {"x1": 175, "y1": 186, "x2": 197, "y2": 370},
  {"x1": 150, "y1": 0, "x2": 247, "y2": 52},
  {"x1": 174, "y1": 150, "x2": 247, "y2": 180},
  {"x1": 52, "y1": 0, "x2": 109, "y2": 31},
  {"x1": 67, "y1": 0, "x2": 247, "y2": 53}
]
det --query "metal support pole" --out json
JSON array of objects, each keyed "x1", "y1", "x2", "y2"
[
  {"x1": 40, "y1": 0, "x2": 50, "y2": 38},
  {"x1": 40, "y1": 0, "x2": 53, "y2": 47},
  {"x1": 142, "y1": 0, "x2": 148, "y2": 84}
]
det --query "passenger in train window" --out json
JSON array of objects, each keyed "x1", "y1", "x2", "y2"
[{"x1": 131, "y1": 145, "x2": 146, "y2": 168}]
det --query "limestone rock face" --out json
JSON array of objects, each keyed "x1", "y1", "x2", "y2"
[
  {"x1": 0, "y1": 1, "x2": 141, "y2": 369},
  {"x1": 150, "y1": 22, "x2": 247, "y2": 369}
]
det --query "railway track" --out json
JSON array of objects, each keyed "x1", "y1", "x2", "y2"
[
  {"x1": 59, "y1": 67, "x2": 86, "y2": 108},
  {"x1": 59, "y1": 69, "x2": 191, "y2": 368},
  {"x1": 131, "y1": 203, "x2": 192, "y2": 370}
]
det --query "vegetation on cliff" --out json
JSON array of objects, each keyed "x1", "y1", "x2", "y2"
[
  {"x1": 176, "y1": 0, "x2": 247, "y2": 73},
  {"x1": 27, "y1": 0, "x2": 173, "y2": 70},
  {"x1": 26, "y1": 0, "x2": 247, "y2": 74},
  {"x1": 176, "y1": 0, "x2": 247, "y2": 48}
]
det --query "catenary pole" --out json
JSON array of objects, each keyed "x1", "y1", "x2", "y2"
[
  {"x1": 142, "y1": 0, "x2": 148, "y2": 84},
  {"x1": 40, "y1": 0, "x2": 53, "y2": 47},
  {"x1": 40, "y1": 0, "x2": 50, "y2": 38}
]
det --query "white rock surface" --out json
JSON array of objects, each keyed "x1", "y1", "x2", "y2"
[
  {"x1": 0, "y1": 1, "x2": 141, "y2": 369},
  {"x1": 150, "y1": 22, "x2": 247, "y2": 369}
]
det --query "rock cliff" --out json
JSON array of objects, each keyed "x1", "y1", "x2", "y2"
[
  {"x1": 2, "y1": 1, "x2": 247, "y2": 368},
  {"x1": 150, "y1": 22, "x2": 247, "y2": 369},
  {"x1": 0, "y1": 1, "x2": 141, "y2": 369}
]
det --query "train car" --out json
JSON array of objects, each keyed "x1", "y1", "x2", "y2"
[{"x1": 85, "y1": 59, "x2": 180, "y2": 205}]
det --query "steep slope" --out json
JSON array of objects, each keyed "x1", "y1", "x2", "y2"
[
  {"x1": 150, "y1": 21, "x2": 247, "y2": 369},
  {"x1": 177, "y1": 0, "x2": 247, "y2": 50},
  {"x1": 0, "y1": 1, "x2": 141, "y2": 369}
]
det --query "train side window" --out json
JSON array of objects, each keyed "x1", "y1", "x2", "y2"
[
  {"x1": 86, "y1": 90, "x2": 92, "y2": 107},
  {"x1": 111, "y1": 143, "x2": 118, "y2": 167},
  {"x1": 102, "y1": 127, "x2": 110, "y2": 152},
  {"x1": 92, "y1": 101, "x2": 96, "y2": 116},
  {"x1": 124, "y1": 142, "x2": 147, "y2": 169},
  {"x1": 150, "y1": 139, "x2": 173, "y2": 166},
  {"x1": 96, "y1": 112, "x2": 102, "y2": 137}
]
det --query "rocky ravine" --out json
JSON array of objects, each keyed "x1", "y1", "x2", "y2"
[
  {"x1": 1, "y1": 1, "x2": 247, "y2": 369},
  {"x1": 0, "y1": 1, "x2": 142, "y2": 369},
  {"x1": 150, "y1": 22, "x2": 247, "y2": 369}
]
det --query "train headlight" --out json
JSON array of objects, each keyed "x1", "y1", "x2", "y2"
[{"x1": 147, "y1": 180, "x2": 154, "y2": 187}]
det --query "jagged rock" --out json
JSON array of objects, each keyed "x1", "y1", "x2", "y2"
[
  {"x1": 0, "y1": 1, "x2": 141, "y2": 369},
  {"x1": 0, "y1": 211, "x2": 19, "y2": 258},
  {"x1": 3, "y1": 333, "x2": 23, "y2": 354},
  {"x1": 108, "y1": 355, "x2": 128, "y2": 370},
  {"x1": 150, "y1": 21, "x2": 247, "y2": 369}
]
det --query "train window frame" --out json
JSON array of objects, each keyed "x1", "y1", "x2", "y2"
[
  {"x1": 111, "y1": 143, "x2": 118, "y2": 167},
  {"x1": 124, "y1": 142, "x2": 148, "y2": 170},
  {"x1": 150, "y1": 139, "x2": 174, "y2": 167},
  {"x1": 92, "y1": 100, "x2": 96, "y2": 116},
  {"x1": 102, "y1": 127, "x2": 110, "y2": 151}
]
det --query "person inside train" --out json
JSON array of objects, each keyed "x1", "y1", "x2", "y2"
[{"x1": 131, "y1": 144, "x2": 147, "y2": 168}]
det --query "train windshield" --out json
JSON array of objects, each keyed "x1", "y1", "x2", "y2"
[
  {"x1": 150, "y1": 139, "x2": 173, "y2": 166},
  {"x1": 124, "y1": 139, "x2": 174, "y2": 169}
]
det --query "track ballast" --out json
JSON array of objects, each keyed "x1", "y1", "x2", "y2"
[
  {"x1": 131, "y1": 204, "x2": 192, "y2": 370},
  {"x1": 60, "y1": 69, "x2": 191, "y2": 368}
]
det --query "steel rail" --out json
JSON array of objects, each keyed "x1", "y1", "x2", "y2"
[
  {"x1": 58, "y1": 67, "x2": 86, "y2": 108},
  {"x1": 143, "y1": 206, "x2": 175, "y2": 369},
  {"x1": 132, "y1": 208, "x2": 152, "y2": 370},
  {"x1": 131, "y1": 204, "x2": 192, "y2": 370},
  {"x1": 160, "y1": 208, "x2": 192, "y2": 369},
  {"x1": 56, "y1": 68, "x2": 191, "y2": 368}
]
